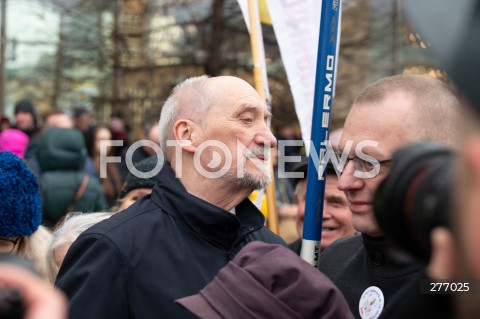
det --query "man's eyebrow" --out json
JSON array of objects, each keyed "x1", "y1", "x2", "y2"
[
  {"x1": 237, "y1": 104, "x2": 272, "y2": 119},
  {"x1": 237, "y1": 103, "x2": 257, "y2": 111},
  {"x1": 326, "y1": 194, "x2": 347, "y2": 204},
  {"x1": 335, "y1": 146, "x2": 385, "y2": 159}
]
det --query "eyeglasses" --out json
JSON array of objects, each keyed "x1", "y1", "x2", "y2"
[
  {"x1": 343, "y1": 157, "x2": 393, "y2": 172},
  {"x1": 0, "y1": 237, "x2": 21, "y2": 254},
  {"x1": 335, "y1": 154, "x2": 393, "y2": 179}
]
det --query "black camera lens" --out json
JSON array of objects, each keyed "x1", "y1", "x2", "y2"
[{"x1": 373, "y1": 142, "x2": 454, "y2": 261}]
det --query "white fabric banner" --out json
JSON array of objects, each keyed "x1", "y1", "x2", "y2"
[
  {"x1": 266, "y1": 0, "x2": 321, "y2": 148},
  {"x1": 238, "y1": 0, "x2": 324, "y2": 147},
  {"x1": 237, "y1": 0, "x2": 251, "y2": 31}
]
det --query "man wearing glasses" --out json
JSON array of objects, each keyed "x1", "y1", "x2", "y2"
[
  {"x1": 319, "y1": 74, "x2": 463, "y2": 319},
  {"x1": 0, "y1": 151, "x2": 51, "y2": 281}
]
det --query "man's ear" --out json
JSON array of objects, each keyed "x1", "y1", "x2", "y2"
[{"x1": 172, "y1": 119, "x2": 197, "y2": 154}]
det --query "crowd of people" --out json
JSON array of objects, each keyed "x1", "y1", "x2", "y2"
[{"x1": 1, "y1": 1, "x2": 480, "y2": 318}]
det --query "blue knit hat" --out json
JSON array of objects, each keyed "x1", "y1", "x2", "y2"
[{"x1": 0, "y1": 151, "x2": 42, "y2": 237}]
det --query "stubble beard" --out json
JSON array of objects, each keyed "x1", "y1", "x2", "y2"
[{"x1": 235, "y1": 167, "x2": 271, "y2": 190}]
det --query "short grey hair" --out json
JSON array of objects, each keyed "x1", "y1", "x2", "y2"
[
  {"x1": 46, "y1": 212, "x2": 114, "y2": 282},
  {"x1": 158, "y1": 75, "x2": 213, "y2": 160},
  {"x1": 353, "y1": 74, "x2": 463, "y2": 147}
]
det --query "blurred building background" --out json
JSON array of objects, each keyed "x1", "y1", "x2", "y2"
[{"x1": 0, "y1": 0, "x2": 439, "y2": 139}]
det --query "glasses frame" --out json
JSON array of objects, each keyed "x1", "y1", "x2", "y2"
[
  {"x1": 0, "y1": 237, "x2": 21, "y2": 254},
  {"x1": 336, "y1": 155, "x2": 393, "y2": 179},
  {"x1": 345, "y1": 157, "x2": 392, "y2": 170}
]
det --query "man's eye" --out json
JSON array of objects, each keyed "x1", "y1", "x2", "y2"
[
  {"x1": 362, "y1": 160, "x2": 377, "y2": 170},
  {"x1": 242, "y1": 117, "x2": 253, "y2": 123},
  {"x1": 329, "y1": 199, "x2": 345, "y2": 207},
  {"x1": 363, "y1": 160, "x2": 375, "y2": 169}
]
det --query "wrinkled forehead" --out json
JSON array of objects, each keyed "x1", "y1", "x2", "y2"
[
  {"x1": 208, "y1": 76, "x2": 255, "y2": 97},
  {"x1": 208, "y1": 77, "x2": 267, "y2": 113}
]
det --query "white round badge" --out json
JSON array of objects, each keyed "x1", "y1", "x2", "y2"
[{"x1": 359, "y1": 286, "x2": 384, "y2": 319}]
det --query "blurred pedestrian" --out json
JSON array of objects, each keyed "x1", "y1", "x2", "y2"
[
  {"x1": 0, "y1": 128, "x2": 29, "y2": 159},
  {"x1": 37, "y1": 128, "x2": 106, "y2": 227},
  {"x1": 0, "y1": 151, "x2": 53, "y2": 281},
  {"x1": 13, "y1": 100, "x2": 39, "y2": 139},
  {"x1": 288, "y1": 158, "x2": 356, "y2": 255},
  {"x1": 43, "y1": 111, "x2": 74, "y2": 129},
  {"x1": 72, "y1": 107, "x2": 93, "y2": 135},
  {"x1": 13, "y1": 100, "x2": 41, "y2": 161},
  {"x1": 109, "y1": 114, "x2": 129, "y2": 157},
  {"x1": 119, "y1": 112, "x2": 161, "y2": 182},
  {"x1": 43, "y1": 110, "x2": 98, "y2": 180},
  {"x1": 1, "y1": 115, "x2": 10, "y2": 131},
  {"x1": 115, "y1": 155, "x2": 159, "y2": 212},
  {"x1": 86, "y1": 124, "x2": 123, "y2": 207},
  {"x1": 46, "y1": 212, "x2": 113, "y2": 282}
]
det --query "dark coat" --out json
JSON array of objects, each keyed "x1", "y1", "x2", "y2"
[
  {"x1": 288, "y1": 238, "x2": 302, "y2": 255},
  {"x1": 56, "y1": 163, "x2": 286, "y2": 319},
  {"x1": 37, "y1": 128, "x2": 105, "y2": 226},
  {"x1": 319, "y1": 234, "x2": 434, "y2": 319}
]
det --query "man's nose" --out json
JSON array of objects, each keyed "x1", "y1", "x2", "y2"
[
  {"x1": 256, "y1": 125, "x2": 277, "y2": 149},
  {"x1": 322, "y1": 207, "x2": 332, "y2": 220},
  {"x1": 337, "y1": 161, "x2": 364, "y2": 191}
]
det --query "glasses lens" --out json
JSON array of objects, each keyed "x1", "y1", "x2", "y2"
[
  {"x1": 0, "y1": 238, "x2": 16, "y2": 253},
  {"x1": 352, "y1": 158, "x2": 368, "y2": 172}
]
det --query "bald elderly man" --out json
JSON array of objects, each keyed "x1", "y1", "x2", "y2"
[{"x1": 56, "y1": 76, "x2": 285, "y2": 319}]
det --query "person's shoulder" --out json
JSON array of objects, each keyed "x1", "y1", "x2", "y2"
[
  {"x1": 246, "y1": 226, "x2": 287, "y2": 246},
  {"x1": 288, "y1": 238, "x2": 302, "y2": 255},
  {"x1": 330, "y1": 233, "x2": 362, "y2": 248},
  {"x1": 82, "y1": 197, "x2": 160, "y2": 238},
  {"x1": 319, "y1": 235, "x2": 365, "y2": 282},
  {"x1": 320, "y1": 234, "x2": 363, "y2": 261}
]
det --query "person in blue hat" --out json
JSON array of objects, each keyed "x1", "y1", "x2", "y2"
[{"x1": 0, "y1": 151, "x2": 52, "y2": 280}]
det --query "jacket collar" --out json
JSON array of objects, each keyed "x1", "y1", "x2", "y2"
[{"x1": 151, "y1": 163, "x2": 266, "y2": 249}]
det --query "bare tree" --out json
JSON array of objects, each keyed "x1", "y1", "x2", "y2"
[{"x1": 6, "y1": 0, "x2": 423, "y2": 135}]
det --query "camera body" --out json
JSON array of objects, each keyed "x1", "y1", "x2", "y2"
[{"x1": 373, "y1": 142, "x2": 454, "y2": 261}]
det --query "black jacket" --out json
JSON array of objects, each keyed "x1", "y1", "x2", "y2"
[
  {"x1": 56, "y1": 163, "x2": 285, "y2": 319},
  {"x1": 319, "y1": 234, "x2": 454, "y2": 319},
  {"x1": 288, "y1": 238, "x2": 302, "y2": 255}
]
